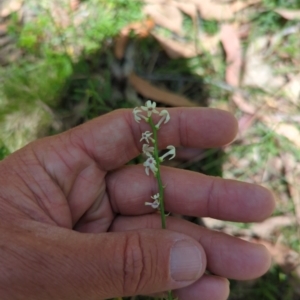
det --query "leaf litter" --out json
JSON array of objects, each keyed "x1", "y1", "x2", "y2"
[{"x1": 113, "y1": 1, "x2": 300, "y2": 295}]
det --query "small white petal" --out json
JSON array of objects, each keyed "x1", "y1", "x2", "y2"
[
  {"x1": 163, "y1": 113, "x2": 170, "y2": 124},
  {"x1": 151, "y1": 200, "x2": 160, "y2": 209},
  {"x1": 141, "y1": 100, "x2": 159, "y2": 117},
  {"x1": 150, "y1": 164, "x2": 158, "y2": 175},
  {"x1": 145, "y1": 199, "x2": 160, "y2": 209},
  {"x1": 146, "y1": 100, "x2": 152, "y2": 107},
  {"x1": 166, "y1": 145, "x2": 176, "y2": 159},
  {"x1": 133, "y1": 107, "x2": 142, "y2": 123},
  {"x1": 151, "y1": 193, "x2": 160, "y2": 200},
  {"x1": 140, "y1": 131, "x2": 153, "y2": 143},
  {"x1": 143, "y1": 144, "x2": 154, "y2": 156},
  {"x1": 155, "y1": 110, "x2": 170, "y2": 128},
  {"x1": 143, "y1": 156, "x2": 157, "y2": 175},
  {"x1": 160, "y1": 110, "x2": 170, "y2": 124},
  {"x1": 133, "y1": 107, "x2": 149, "y2": 123},
  {"x1": 159, "y1": 145, "x2": 176, "y2": 161}
]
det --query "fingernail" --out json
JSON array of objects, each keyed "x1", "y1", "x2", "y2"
[{"x1": 170, "y1": 240, "x2": 202, "y2": 281}]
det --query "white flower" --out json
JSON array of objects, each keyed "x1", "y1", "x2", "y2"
[
  {"x1": 143, "y1": 155, "x2": 158, "y2": 176},
  {"x1": 159, "y1": 145, "x2": 176, "y2": 161},
  {"x1": 142, "y1": 144, "x2": 154, "y2": 157},
  {"x1": 151, "y1": 193, "x2": 159, "y2": 201},
  {"x1": 141, "y1": 100, "x2": 159, "y2": 117},
  {"x1": 145, "y1": 193, "x2": 160, "y2": 209},
  {"x1": 155, "y1": 110, "x2": 170, "y2": 129},
  {"x1": 133, "y1": 107, "x2": 148, "y2": 123},
  {"x1": 140, "y1": 131, "x2": 154, "y2": 144}
]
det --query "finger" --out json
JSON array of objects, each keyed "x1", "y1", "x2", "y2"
[
  {"x1": 16, "y1": 107, "x2": 236, "y2": 227},
  {"x1": 61, "y1": 107, "x2": 238, "y2": 171},
  {"x1": 106, "y1": 165, "x2": 275, "y2": 222},
  {"x1": 4, "y1": 220, "x2": 206, "y2": 299},
  {"x1": 150, "y1": 275, "x2": 229, "y2": 300},
  {"x1": 111, "y1": 215, "x2": 272, "y2": 280},
  {"x1": 174, "y1": 275, "x2": 230, "y2": 300}
]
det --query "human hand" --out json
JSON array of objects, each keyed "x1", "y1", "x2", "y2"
[{"x1": 0, "y1": 108, "x2": 274, "y2": 300}]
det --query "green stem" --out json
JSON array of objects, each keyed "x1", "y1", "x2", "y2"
[
  {"x1": 149, "y1": 118, "x2": 174, "y2": 300},
  {"x1": 167, "y1": 290, "x2": 174, "y2": 300},
  {"x1": 149, "y1": 117, "x2": 166, "y2": 229}
]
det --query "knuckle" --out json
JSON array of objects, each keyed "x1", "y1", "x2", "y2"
[{"x1": 122, "y1": 232, "x2": 152, "y2": 295}]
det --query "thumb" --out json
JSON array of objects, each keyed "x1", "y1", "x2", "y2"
[
  {"x1": 94, "y1": 229, "x2": 206, "y2": 298},
  {"x1": 2, "y1": 223, "x2": 206, "y2": 299}
]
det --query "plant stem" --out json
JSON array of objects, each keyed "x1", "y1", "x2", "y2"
[
  {"x1": 149, "y1": 118, "x2": 174, "y2": 300},
  {"x1": 167, "y1": 290, "x2": 174, "y2": 300},
  {"x1": 149, "y1": 117, "x2": 166, "y2": 229}
]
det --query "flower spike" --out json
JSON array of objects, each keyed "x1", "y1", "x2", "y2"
[{"x1": 133, "y1": 100, "x2": 175, "y2": 298}]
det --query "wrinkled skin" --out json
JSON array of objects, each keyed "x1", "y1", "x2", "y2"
[{"x1": 0, "y1": 108, "x2": 275, "y2": 300}]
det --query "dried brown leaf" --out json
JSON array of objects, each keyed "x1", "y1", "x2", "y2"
[
  {"x1": 213, "y1": 0, "x2": 234, "y2": 3},
  {"x1": 152, "y1": 33, "x2": 197, "y2": 58},
  {"x1": 193, "y1": 0, "x2": 233, "y2": 20},
  {"x1": 114, "y1": 35, "x2": 130, "y2": 60},
  {"x1": 172, "y1": 1, "x2": 197, "y2": 19},
  {"x1": 283, "y1": 73, "x2": 300, "y2": 104},
  {"x1": 221, "y1": 23, "x2": 255, "y2": 133},
  {"x1": 233, "y1": 93, "x2": 256, "y2": 114},
  {"x1": 70, "y1": 0, "x2": 80, "y2": 11},
  {"x1": 0, "y1": 0, "x2": 23, "y2": 17},
  {"x1": 237, "y1": 112, "x2": 256, "y2": 137},
  {"x1": 128, "y1": 72, "x2": 195, "y2": 107},
  {"x1": 238, "y1": 23, "x2": 252, "y2": 39},
  {"x1": 142, "y1": 0, "x2": 261, "y2": 21},
  {"x1": 191, "y1": 0, "x2": 261, "y2": 21},
  {"x1": 202, "y1": 217, "x2": 226, "y2": 229},
  {"x1": 152, "y1": 31, "x2": 220, "y2": 58},
  {"x1": 0, "y1": 23, "x2": 8, "y2": 33},
  {"x1": 221, "y1": 24, "x2": 242, "y2": 87},
  {"x1": 114, "y1": 20, "x2": 154, "y2": 59},
  {"x1": 143, "y1": 3, "x2": 183, "y2": 35},
  {"x1": 259, "y1": 241, "x2": 300, "y2": 273},
  {"x1": 143, "y1": 0, "x2": 167, "y2": 3},
  {"x1": 275, "y1": 8, "x2": 300, "y2": 20},
  {"x1": 231, "y1": 0, "x2": 262, "y2": 13},
  {"x1": 276, "y1": 123, "x2": 300, "y2": 148},
  {"x1": 251, "y1": 216, "x2": 296, "y2": 239},
  {"x1": 281, "y1": 153, "x2": 300, "y2": 225},
  {"x1": 243, "y1": 36, "x2": 285, "y2": 91}
]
